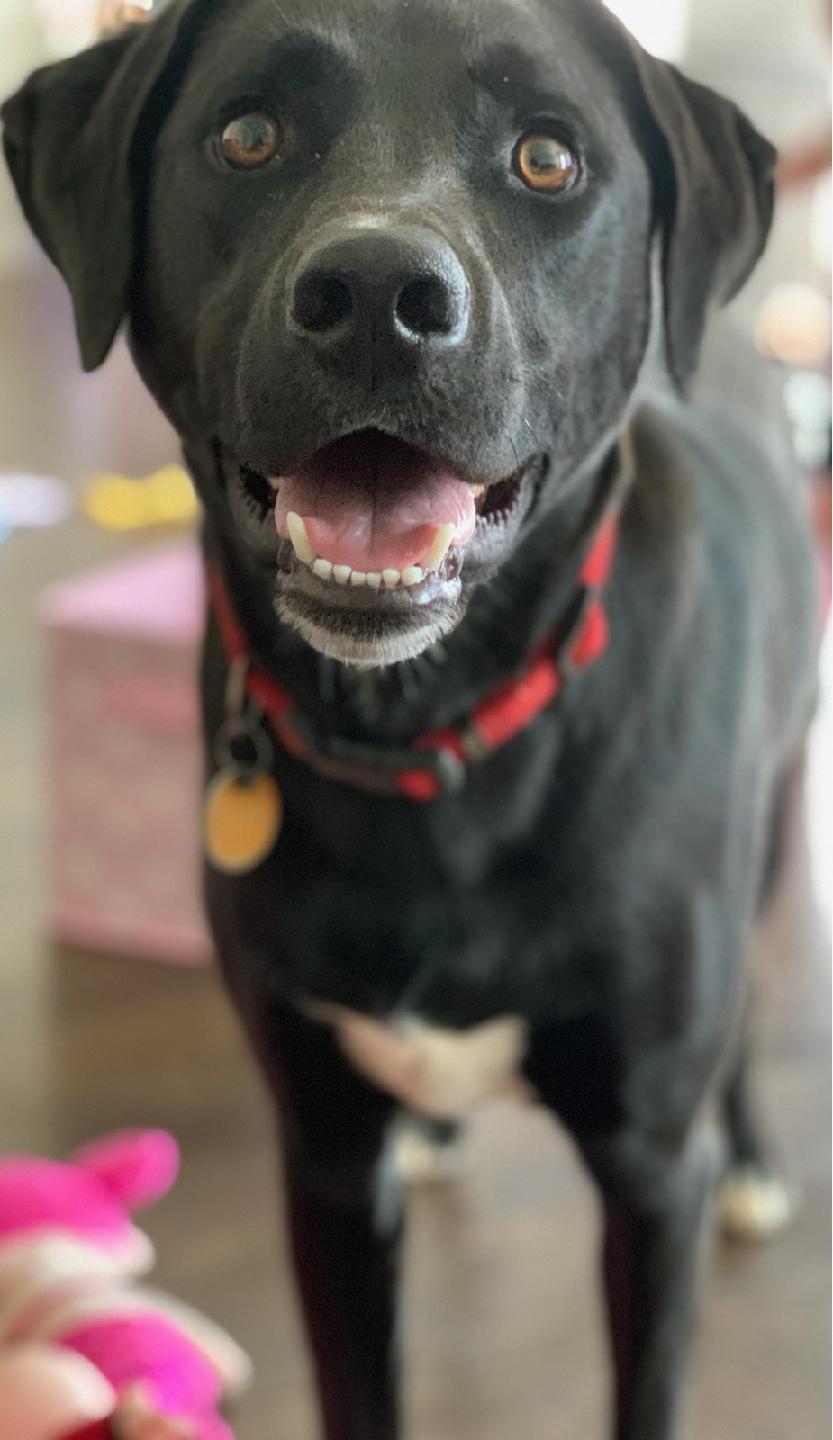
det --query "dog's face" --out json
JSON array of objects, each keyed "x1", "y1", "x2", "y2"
[
  {"x1": 3, "y1": 0, "x2": 774, "y2": 667},
  {"x1": 146, "y1": 0, "x2": 656, "y2": 666}
]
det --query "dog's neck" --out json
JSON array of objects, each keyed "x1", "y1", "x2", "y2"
[{"x1": 192, "y1": 436, "x2": 627, "y2": 744}]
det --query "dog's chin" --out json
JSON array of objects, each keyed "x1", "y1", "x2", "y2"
[{"x1": 277, "y1": 591, "x2": 463, "y2": 668}]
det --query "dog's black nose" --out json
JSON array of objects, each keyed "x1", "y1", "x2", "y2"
[{"x1": 289, "y1": 227, "x2": 471, "y2": 364}]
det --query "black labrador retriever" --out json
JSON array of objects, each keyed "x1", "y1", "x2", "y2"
[{"x1": 3, "y1": 1, "x2": 820, "y2": 1435}]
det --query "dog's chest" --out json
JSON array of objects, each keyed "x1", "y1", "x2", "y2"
[{"x1": 305, "y1": 1002, "x2": 530, "y2": 1117}]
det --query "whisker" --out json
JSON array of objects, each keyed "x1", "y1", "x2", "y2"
[
  {"x1": 398, "y1": 661, "x2": 421, "y2": 704},
  {"x1": 522, "y1": 415, "x2": 541, "y2": 449}
]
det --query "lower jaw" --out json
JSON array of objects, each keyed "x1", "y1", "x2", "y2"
[{"x1": 278, "y1": 588, "x2": 464, "y2": 667}]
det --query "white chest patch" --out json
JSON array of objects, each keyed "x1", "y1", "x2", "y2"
[{"x1": 305, "y1": 1003, "x2": 530, "y2": 1118}]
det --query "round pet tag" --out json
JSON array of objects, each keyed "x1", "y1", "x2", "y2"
[{"x1": 203, "y1": 770, "x2": 284, "y2": 875}]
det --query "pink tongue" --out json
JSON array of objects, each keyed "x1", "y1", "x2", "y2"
[{"x1": 275, "y1": 435, "x2": 476, "y2": 573}]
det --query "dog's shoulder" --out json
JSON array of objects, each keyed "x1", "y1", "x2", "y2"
[{"x1": 624, "y1": 339, "x2": 818, "y2": 757}]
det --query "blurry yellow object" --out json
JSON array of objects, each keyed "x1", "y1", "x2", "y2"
[
  {"x1": 204, "y1": 772, "x2": 284, "y2": 875},
  {"x1": 85, "y1": 465, "x2": 199, "y2": 533}
]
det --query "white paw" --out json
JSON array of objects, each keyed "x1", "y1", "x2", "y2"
[
  {"x1": 718, "y1": 1168, "x2": 796, "y2": 1242},
  {"x1": 395, "y1": 1127, "x2": 466, "y2": 1185}
]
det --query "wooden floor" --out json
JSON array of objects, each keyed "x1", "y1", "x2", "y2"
[{"x1": 0, "y1": 7, "x2": 830, "y2": 1435}]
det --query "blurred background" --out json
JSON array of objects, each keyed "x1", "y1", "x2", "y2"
[{"x1": 0, "y1": 2, "x2": 829, "y2": 1437}]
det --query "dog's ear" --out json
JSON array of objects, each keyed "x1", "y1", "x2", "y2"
[
  {"x1": 630, "y1": 52, "x2": 776, "y2": 388},
  {"x1": 1, "y1": 0, "x2": 204, "y2": 371},
  {"x1": 588, "y1": 10, "x2": 776, "y2": 389}
]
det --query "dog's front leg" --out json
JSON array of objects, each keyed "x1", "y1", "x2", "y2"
[
  {"x1": 243, "y1": 1000, "x2": 402, "y2": 1440},
  {"x1": 282, "y1": 1112, "x2": 403, "y2": 1440},
  {"x1": 586, "y1": 1123, "x2": 721, "y2": 1440}
]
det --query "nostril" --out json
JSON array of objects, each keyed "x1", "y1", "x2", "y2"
[
  {"x1": 293, "y1": 272, "x2": 353, "y2": 333},
  {"x1": 396, "y1": 276, "x2": 459, "y2": 339}
]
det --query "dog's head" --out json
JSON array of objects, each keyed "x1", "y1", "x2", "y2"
[{"x1": 3, "y1": 0, "x2": 775, "y2": 667}]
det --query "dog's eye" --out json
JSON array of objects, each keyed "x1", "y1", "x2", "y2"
[
  {"x1": 514, "y1": 133, "x2": 580, "y2": 193},
  {"x1": 221, "y1": 113, "x2": 284, "y2": 169}
]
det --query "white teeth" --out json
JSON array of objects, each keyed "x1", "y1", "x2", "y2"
[
  {"x1": 287, "y1": 512, "x2": 316, "y2": 565},
  {"x1": 421, "y1": 523, "x2": 455, "y2": 573},
  {"x1": 268, "y1": 476, "x2": 282, "y2": 491},
  {"x1": 296, "y1": 555, "x2": 428, "y2": 591}
]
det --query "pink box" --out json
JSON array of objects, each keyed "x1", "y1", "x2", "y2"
[{"x1": 41, "y1": 543, "x2": 212, "y2": 965}]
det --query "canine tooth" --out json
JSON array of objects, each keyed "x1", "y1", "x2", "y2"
[
  {"x1": 334, "y1": 565, "x2": 352, "y2": 585},
  {"x1": 382, "y1": 569, "x2": 402, "y2": 587},
  {"x1": 287, "y1": 512, "x2": 316, "y2": 565},
  {"x1": 268, "y1": 476, "x2": 282, "y2": 491},
  {"x1": 350, "y1": 571, "x2": 368, "y2": 587},
  {"x1": 401, "y1": 567, "x2": 424, "y2": 588},
  {"x1": 366, "y1": 573, "x2": 382, "y2": 590},
  {"x1": 421, "y1": 523, "x2": 455, "y2": 573},
  {"x1": 312, "y1": 559, "x2": 333, "y2": 581}
]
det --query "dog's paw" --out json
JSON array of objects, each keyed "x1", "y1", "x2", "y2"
[
  {"x1": 395, "y1": 1124, "x2": 466, "y2": 1185},
  {"x1": 718, "y1": 1167, "x2": 797, "y2": 1242}
]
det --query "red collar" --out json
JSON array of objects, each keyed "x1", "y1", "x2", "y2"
[{"x1": 210, "y1": 513, "x2": 618, "y2": 802}]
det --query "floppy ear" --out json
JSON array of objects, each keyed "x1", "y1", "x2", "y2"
[
  {"x1": 630, "y1": 54, "x2": 776, "y2": 388},
  {"x1": 589, "y1": 9, "x2": 776, "y2": 388},
  {"x1": 1, "y1": 0, "x2": 205, "y2": 371}
]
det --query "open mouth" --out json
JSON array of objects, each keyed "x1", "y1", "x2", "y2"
[
  {"x1": 229, "y1": 429, "x2": 538, "y2": 664},
  {"x1": 236, "y1": 431, "x2": 531, "y2": 576}
]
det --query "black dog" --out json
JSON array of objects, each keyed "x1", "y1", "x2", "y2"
[{"x1": 3, "y1": 1, "x2": 819, "y2": 1436}]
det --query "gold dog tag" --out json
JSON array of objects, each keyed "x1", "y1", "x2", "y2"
[{"x1": 203, "y1": 770, "x2": 283, "y2": 875}]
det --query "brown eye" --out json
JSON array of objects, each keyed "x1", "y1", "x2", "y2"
[
  {"x1": 221, "y1": 113, "x2": 284, "y2": 169},
  {"x1": 514, "y1": 133, "x2": 580, "y2": 193}
]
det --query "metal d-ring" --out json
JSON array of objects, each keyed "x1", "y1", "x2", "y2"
[
  {"x1": 214, "y1": 713, "x2": 275, "y2": 781},
  {"x1": 215, "y1": 656, "x2": 275, "y2": 779}
]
